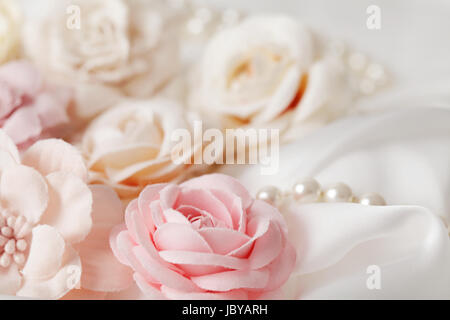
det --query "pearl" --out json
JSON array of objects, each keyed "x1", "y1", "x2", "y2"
[
  {"x1": 359, "y1": 193, "x2": 386, "y2": 206},
  {"x1": 293, "y1": 178, "x2": 321, "y2": 203},
  {"x1": 324, "y1": 183, "x2": 353, "y2": 202},
  {"x1": 360, "y1": 79, "x2": 376, "y2": 95},
  {"x1": 348, "y1": 52, "x2": 367, "y2": 72},
  {"x1": 256, "y1": 186, "x2": 281, "y2": 206}
]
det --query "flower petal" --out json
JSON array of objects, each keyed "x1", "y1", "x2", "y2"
[
  {"x1": 133, "y1": 273, "x2": 166, "y2": 300},
  {"x1": 75, "y1": 185, "x2": 133, "y2": 292},
  {"x1": 0, "y1": 165, "x2": 48, "y2": 224},
  {"x1": 17, "y1": 245, "x2": 81, "y2": 299},
  {"x1": 41, "y1": 172, "x2": 92, "y2": 243},
  {"x1": 176, "y1": 188, "x2": 233, "y2": 227},
  {"x1": 132, "y1": 244, "x2": 201, "y2": 292},
  {"x1": 248, "y1": 220, "x2": 283, "y2": 269},
  {"x1": 191, "y1": 269, "x2": 269, "y2": 292},
  {"x1": 2, "y1": 107, "x2": 42, "y2": 146},
  {"x1": 0, "y1": 264, "x2": 22, "y2": 295},
  {"x1": 154, "y1": 223, "x2": 212, "y2": 253},
  {"x1": 22, "y1": 225, "x2": 65, "y2": 279},
  {"x1": 263, "y1": 243, "x2": 296, "y2": 291},
  {"x1": 181, "y1": 174, "x2": 253, "y2": 210},
  {"x1": 22, "y1": 139, "x2": 88, "y2": 181},
  {"x1": 0, "y1": 129, "x2": 20, "y2": 162},
  {"x1": 159, "y1": 250, "x2": 247, "y2": 270},
  {"x1": 198, "y1": 228, "x2": 250, "y2": 255}
]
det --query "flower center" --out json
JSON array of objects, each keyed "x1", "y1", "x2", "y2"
[
  {"x1": 0, "y1": 211, "x2": 32, "y2": 268},
  {"x1": 187, "y1": 213, "x2": 227, "y2": 230}
]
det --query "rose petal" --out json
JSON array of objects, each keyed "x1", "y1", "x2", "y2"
[
  {"x1": 209, "y1": 189, "x2": 246, "y2": 232},
  {"x1": 248, "y1": 221, "x2": 283, "y2": 269},
  {"x1": 198, "y1": 228, "x2": 250, "y2": 255},
  {"x1": 41, "y1": 172, "x2": 92, "y2": 243},
  {"x1": 163, "y1": 208, "x2": 190, "y2": 224},
  {"x1": 181, "y1": 174, "x2": 253, "y2": 210},
  {"x1": 22, "y1": 139, "x2": 88, "y2": 181},
  {"x1": 159, "y1": 250, "x2": 247, "y2": 270},
  {"x1": 130, "y1": 273, "x2": 166, "y2": 300},
  {"x1": 0, "y1": 165, "x2": 48, "y2": 224},
  {"x1": 2, "y1": 107, "x2": 42, "y2": 145},
  {"x1": 132, "y1": 246, "x2": 201, "y2": 292},
  {"x1": 263, "y1": 243, "x2": 296, "y2": 291},
  {"x1": 227, "y1": 217, "x2": 270, "y2": 258},
  {"x1": 191, "y1": 269, "x2": 269, "y2": 292},
  {"x1": 110, "y1": 227, "x2": 131, "y2": 266},
  {"x1": 176, "y1": 188, "x2": 233, "y2": 227},
  {"x1": 0, "y1": 61, "x2": 42, "y2": 96},
  {"x1": 154, "y1": 223, "x2": 213, "y2": 253},
  {"x1": 158, "y1": 184, "x2": 180, "y2": 210},
  {"x1": 248, "y1": 199, "x2": 287, "y2": 233},
  {"x1": 22, "y1": 225, "x2": 66, "y2": 279}
]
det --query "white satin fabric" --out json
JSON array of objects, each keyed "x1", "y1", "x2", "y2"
[{"x1": 220, "y1": 107, "x2": 450, "y2": 299}]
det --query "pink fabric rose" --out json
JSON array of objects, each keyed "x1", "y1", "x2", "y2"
[
  {"x1": 110, "y1": 174, "x2": 296, "y2": 299},
  {"x1": 0, "y1": 60, "x2": 72, "y2": 149}
]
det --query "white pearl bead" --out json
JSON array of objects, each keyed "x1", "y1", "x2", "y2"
[
  {"x1": 293, "y1": 178, "x2": 321, "y2": 203},
  {"x1": 324, "y1": 183, "x2": 353, "y2": 202},
  {"x1": 256, "y1": 186, "x2": 281, "y2": 206},
  {"x1": 359, "y1": 192, "x2": 386, "y2": 206}
]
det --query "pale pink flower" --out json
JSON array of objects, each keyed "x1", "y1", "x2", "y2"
[
  {"x1": 0, "y1": 130, "x2": 129, "y2": 298},
  {"x1": 0, "y1": 60, "x2": 72, "y2": 150},
  {"x1": 24, "y1": 0, "x2": 181, "y2": 119},
  {"x1": 110, "y1": 173, "x2": 296, "y2": 299}
]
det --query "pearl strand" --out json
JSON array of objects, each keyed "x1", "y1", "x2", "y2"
[{"x1": 256, "y1": 178, "x2": 386, "y2": 207}]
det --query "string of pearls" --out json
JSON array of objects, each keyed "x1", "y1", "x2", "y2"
[
  {"x1": 167, "y1": 0, "x2": 242, "y2": 37},
  {"x1": 256, "y1": 178, "x2": 386, "y2": 207},
  {"x1": 327, "y1": 39, "x2": 389, "y2": 96}
]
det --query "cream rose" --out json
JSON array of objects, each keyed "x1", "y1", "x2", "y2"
[
  {"x1": 189, "y1": 14, "x2": 355, "y2": 142},
  {"x1": 0, "y1": 0, "x2": 21, "y2": 63},
  {"x1": 82, "y1": 99, "x2": 201, "y2": 199},
  {"x1": 24, "y1": 0, "x2": 180, "y2": 119}
]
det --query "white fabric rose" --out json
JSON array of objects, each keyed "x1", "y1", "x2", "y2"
[
  {"x1": 23, "y1": 0, "x2": 180, "y2": 119},
  {"x1": 0, "y1": 0, "x2": 21, "y2": 63},
  {"x1": 82, "y1": 99, "x2": 201, "y2": 199},
  {"x1": 220, "y1": 107, "x2": 450, "y2": 299},
  {"x1": 189, "y1": 14, "x2": 355, "y2": 142}
]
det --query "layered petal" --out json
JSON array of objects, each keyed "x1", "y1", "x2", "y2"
[
  {"x1": 0, "y1": 165, "x2": 48, "y2": 224},
  {"x1": 41, "y1": 172, "x2": 93, "y2": 243},
  {"x1": 22, "y1": 139, "x2": 88, "y2": 181},
  {"x1": 75, "y1": 185, "x2": 133, "y2": 292}
]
